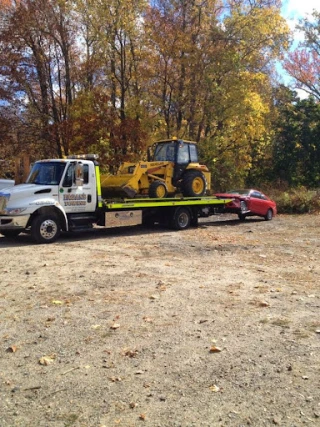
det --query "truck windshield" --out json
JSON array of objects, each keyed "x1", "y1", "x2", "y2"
[{"x1": 26, "y1": 162, "x2": 66, "y2": 185}]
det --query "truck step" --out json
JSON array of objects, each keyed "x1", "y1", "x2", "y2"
[{"x1": 68, "y1": 214, "x2": 97, "y2": 231}]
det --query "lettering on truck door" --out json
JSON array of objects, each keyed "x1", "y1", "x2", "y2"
[{"x1": 59, "y1": 162, "x2": 97, "y2": 213}]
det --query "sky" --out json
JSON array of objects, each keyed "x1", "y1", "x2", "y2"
[
  {"x1": 282, "y1": 0, "x2": 318, "y2": 21},
  {"x1": 282, "y1": 0, "x2": 319, "y2": 37},
  {"x1": 280, "y1": 0, "x2": 320, "y2": 96}
]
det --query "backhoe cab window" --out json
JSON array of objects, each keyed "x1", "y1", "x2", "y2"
[
  {"x1": 154, "y1": 143, "x2": 175, "y2": 162},
  {"x1": 27, "y1": 162, "x2": 66, "y2": 185},
  {"x1": 189, "y1": 144, "x2": 198, "y2": 163},
  {"x1": 177, "y1": 144, "x2": 190, "y2": 164}
]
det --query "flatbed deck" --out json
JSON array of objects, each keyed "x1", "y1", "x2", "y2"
[{"x1": 104, "y1": 196, "x2": 232, "y2": 210}]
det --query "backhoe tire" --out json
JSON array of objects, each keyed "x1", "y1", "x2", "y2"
[
  {"x1": 31, "y1": 214, "x2": 61, "y2": 244},
  {"x1": 170, "y1": 207, "x2": 191, "y2": 230},
  {"x1": 149, "y1": 180, "x2": 168, "y2": 198},
  {"x1": 181, "y1": 171, "x2": 206, "y2": 197}
]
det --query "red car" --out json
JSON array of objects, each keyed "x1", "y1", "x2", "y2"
[{"x1": 215, "y1": 189, "x2": 277, "y2": 221}]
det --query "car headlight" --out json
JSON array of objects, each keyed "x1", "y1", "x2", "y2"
[{"x1": 4, "y1": 207, "x2": 27, "y2": 215}]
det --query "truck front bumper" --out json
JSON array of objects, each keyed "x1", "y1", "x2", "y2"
[{"x1": 0, "y1": 215, "x2": 30, "y2": 230}]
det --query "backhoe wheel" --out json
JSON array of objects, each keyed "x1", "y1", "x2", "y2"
[
  {"x1": 182, "y1": 171, "x2": 206, "y2": 197},
  {"x1": 31, "y1": 214, "x2": 61, "y2": 244},
  {"x1": 171, "y1": 207, "x2": 191, "y2": 230},
  {"x1": 149, "y1": 180, "x2": 168, "y2": 198}
]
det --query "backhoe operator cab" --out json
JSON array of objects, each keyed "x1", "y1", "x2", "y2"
[{"x1": 146, "y1": 139, "x2": 211, "y2": 198}]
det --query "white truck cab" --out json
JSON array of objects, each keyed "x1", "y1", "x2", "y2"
[{"x1": 0, "y1": 155, "x2": 99, "y2": 243}]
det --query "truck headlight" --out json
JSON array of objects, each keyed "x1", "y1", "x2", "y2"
[{"x1": 4, "y1": 207, "x2": 27, "y2": 215}]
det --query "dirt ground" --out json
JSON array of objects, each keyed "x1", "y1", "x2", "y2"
[{"x1": 0, "y1": 213, "x2": 320, "y2": 427}]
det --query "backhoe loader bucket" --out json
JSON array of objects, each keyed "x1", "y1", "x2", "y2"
[{"x1": 100, "y1": 174, "x2": 139, "y2": 198}]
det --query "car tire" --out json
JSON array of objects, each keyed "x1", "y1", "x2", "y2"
[
  {"x1": 264, "y1": 208, "x2": 273, "y2": 221},
  {"x1": 238, "y1": 213, "x2": 246, "y2": 221}
]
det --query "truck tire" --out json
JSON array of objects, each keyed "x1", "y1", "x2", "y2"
[
  {"x1": 31, "y1": 214, "x2": 61, "y2": 244},
  {"x1": 181, "y1": 171, "x2": 206, "y2": 197},
  {"x1": 170, "y1": 207, "x2": 191, "y2": 230},
  {"x1": 149, "y1": 180, "x2": 168, "y2": 198},
  {"x1": 0, "y1": 230, "x2": 21, "y2": 238}
]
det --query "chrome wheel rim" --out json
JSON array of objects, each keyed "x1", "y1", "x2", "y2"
[{"x1": 39, "y1": 219, "x2": 58, "y2": 240}]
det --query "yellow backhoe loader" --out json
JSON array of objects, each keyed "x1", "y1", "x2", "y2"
[{"x1": 100, "y1": 138, "x2": 211, "y2": 199}]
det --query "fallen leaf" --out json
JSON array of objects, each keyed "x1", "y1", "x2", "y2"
[
  {"x1": 110, "y1": 323, "x2": 120, "y2": 330},
  {"x1": 210, "y1": 346, "x2": 222, "y2": 353},
  {"x1": 51, "y1": 300, "x2": 63, "y2": 305},
  {"x1": 39, "y1": 354, "x2": 56, "y2": 365},
  {"x1": 209, "y1": 384, "x2": 220, "y2": 392},
  {"x1": 124, "y1": 349, "x2": 138, "y2": 358},
  {"x1": 258, "y1": 301, "x2": 270, "y2": 307},
  {"x1": 6, "y1": 345, "x2": 18, "y2": 353},
  {"x1": 109, "y1": 376, "x2": 122, "y2": 382}
]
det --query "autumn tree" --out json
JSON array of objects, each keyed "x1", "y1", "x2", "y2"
[
  {"x1": 73, "y1": 0, "x2": 148, "y2": 162},
  {"x1": 0, "y1": 0, "x2": 79, "y2": 158},
  {"x1": 197, "y1": 0, "x2": 290, "y2": 189},
  {"x1": 0, "y1": 0, "x2": 291, "y2": 189},
  {"x1": 284, "y1": 10, "x2": 320, "y2": 100}
]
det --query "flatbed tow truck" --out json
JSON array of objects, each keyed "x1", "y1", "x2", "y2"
[{"x1": 0, "y1": 154, "x2": 232, "y2": 244}]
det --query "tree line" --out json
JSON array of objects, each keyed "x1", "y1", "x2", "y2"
[{"x1": 0, "y1": 0, "x2": 320, "y2": 190}]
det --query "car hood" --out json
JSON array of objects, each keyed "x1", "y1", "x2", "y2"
[{"x1": 215, "y1": 193, "x2": 245, "y2": 199}]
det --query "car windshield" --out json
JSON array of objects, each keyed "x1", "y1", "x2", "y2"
[
  {"x1": 228, "y1": 189, "x2": 251, "y2": 195},
  {"x1": 26, "y1": 162, "x2": 66, "y2": 185}
]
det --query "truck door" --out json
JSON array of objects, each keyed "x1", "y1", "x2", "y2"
[{"x1": 59, "y1": 161, "x2": 97, "y2": 213}]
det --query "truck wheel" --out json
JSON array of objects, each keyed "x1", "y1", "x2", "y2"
[
  {"x1": 31, "y1": 214, "x2": 61, "y2": 244},
  {"x1": 182, "y1": 171, "x2": 206, "y2": 197},
  {"x1": 171, "y1": 207, "x2": 191, "y2": 230},
  {"x1": 0, "y1": 230, "x2": 21, "y2": 238},
  {"x1": 149, "y1": 181, "x2": 168, "y2": 198}
]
